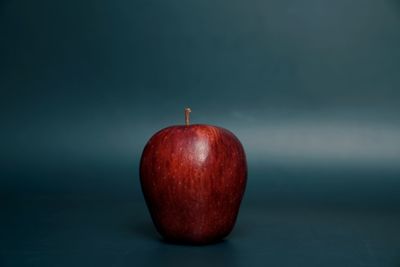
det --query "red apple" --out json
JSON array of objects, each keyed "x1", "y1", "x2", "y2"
[{"x1": 140, "y1": 108, "x2": 247, "y2": 245}]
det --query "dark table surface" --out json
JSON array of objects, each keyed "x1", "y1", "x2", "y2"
[{"x1": 1, "y1": 166, "x2": 399, "y2": 267}]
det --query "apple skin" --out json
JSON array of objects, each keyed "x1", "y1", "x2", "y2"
[{"x1": 140, "y1": 124, "x2": 247, "y2": 245}]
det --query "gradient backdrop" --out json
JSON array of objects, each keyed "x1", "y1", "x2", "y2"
[{"x1": 1, "y1": 0, "x2": 400, "y2": 266}]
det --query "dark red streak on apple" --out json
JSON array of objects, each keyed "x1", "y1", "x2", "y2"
[{"x1": 140, "y1": 124, "x2": 247, "y2": 244}]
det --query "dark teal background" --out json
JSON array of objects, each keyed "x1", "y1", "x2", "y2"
[{"x1": 1, "y1": 0, "x2": 400, "y2": 266}]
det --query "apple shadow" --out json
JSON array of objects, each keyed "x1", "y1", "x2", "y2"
[
  {"x1": 125, "y1": 218, "x2": 232, "y2": 247},
  {"x1": 160, "y1": 237, "x2": 228, "y2": 247},
  {"x1": 141, "y1": 239, "x2": 240, "y2": 267},
  {"x1": 122, "y1": 218, "x2": 160, "y2": 241}
]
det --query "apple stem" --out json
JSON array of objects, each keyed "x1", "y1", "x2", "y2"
[{"x1": 185, "y1": 107, "x2": 191, "y2": 126}]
